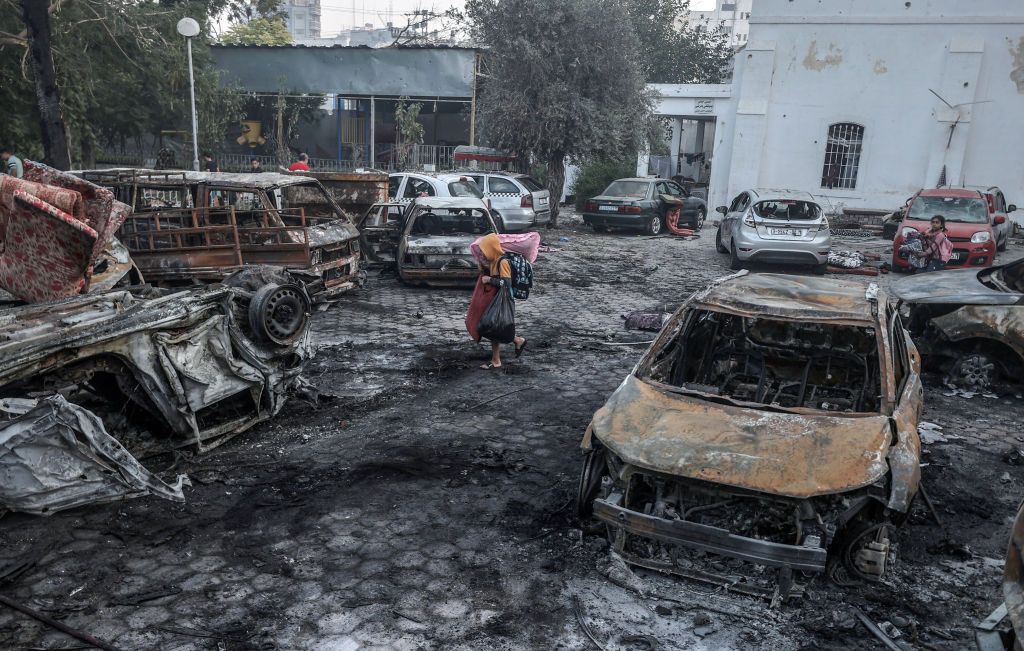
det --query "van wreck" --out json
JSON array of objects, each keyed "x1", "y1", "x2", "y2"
[
  {"x1": 0, "y1": 268, "x2": 312, "y2": 514},
  {"x1": 577, "y1": 272, "x2": 923, "y2": 599},
  {"x1": 76, "y1": 169, "x2": 361, "y2": 300}
]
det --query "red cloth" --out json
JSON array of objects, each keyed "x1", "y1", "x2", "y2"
[
  {"x1": 465, "y1": 276, "x2": 498, "y2": 342},
  {"x1": 288, "y1": 162, "x2": 311, "y2": 171}
]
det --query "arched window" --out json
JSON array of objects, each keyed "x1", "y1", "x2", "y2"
[{"x1": 820, "y1": 123, "x2": 864, "y2": 190}]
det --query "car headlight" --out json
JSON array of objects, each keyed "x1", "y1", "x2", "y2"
[
  {"x1": 971, "y1": 231, "x2": 991, "y2": 243},
  {"x1": 901, "y1": 227, "x2": 917, "y2": 238}
]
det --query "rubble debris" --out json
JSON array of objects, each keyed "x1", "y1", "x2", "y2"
[
  {"x1": 0, "y1": 266, "x2": 312, "y2": 513},
  {"x1": 622, "y1": 309, "x2": 668, "y2": 331},
  {"x1": 918, "y1": 421, "x2": 947, "y2": 444},
  {"x1": 0, "y1": 593, "x2": 122, "y2": 651},
  {"x1": 0, "y1": 162, "x2": 130, "y2": 302},
  {"x1": 578, "y1": 272, "x2": 923, "y2": 598},
  {"x1": 853, "y1": 607, "x2": 902, "y2": 651}
]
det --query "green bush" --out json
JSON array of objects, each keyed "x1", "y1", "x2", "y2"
[{"x1": 571, "y1": 158, "x2": 636, "y2": 210}]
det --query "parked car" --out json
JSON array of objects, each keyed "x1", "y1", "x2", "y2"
[
  {"x1": 77, "y1": 169, "x2": 362, "y2": 300},
  {"x1": 984, "y1": 186, "x2": 1016, "y2": 251},
  {"x1": 462, "y1": 172, "x2": 551, "y2": 232},
  {"x1": 891, "y1": 255, "x2": 1023, "y2": 390},
  {"x1": 891, "y1": 188, "x2": 1010, "y2": 272},
  {"x1": 383, "y1": 197, "x2": 497, "y2": 287},
  {"x1": 387, "y1": 172, "x2": 485, "y2": 208},
  {"x1": 582, "y1": 177, "x2": 707, "y2": 235},
  {"x1": 577, "y1": 272, "x2": 922, "y2": 599},
  {"x1": 715, "y1": 189, "x2": 831, "y2": 274}
]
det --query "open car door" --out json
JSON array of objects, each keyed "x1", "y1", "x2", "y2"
[{"x1": 358, "y1": 202, "x2": 406, "y2": 263}]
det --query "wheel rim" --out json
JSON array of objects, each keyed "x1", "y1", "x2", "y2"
[
  {"x1": 254, "y1": 284, "x2": 308, "y2": 345},
  {"x1": 697, "y1": 209, "x2": 706, "y2": 230},
  {"x1": 954, "y1": 353, "x2": 996, "y2": 389},
  {"x1": 651, "y1": 216, "x2": 662, "y2": 234}
]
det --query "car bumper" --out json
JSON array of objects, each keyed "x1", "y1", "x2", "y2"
[
  {"x1": 733, "y1": 229, "x2": 830, "y2": 265},
  {"x1": 892, "y1": 241, "x2": 996, "y2": 270},
  {"x1": 583, "y1": 211, "x2": 656, "y2": 229},
  {"x1": 593, "y1": 495, "x2": 827, "y2": 573},
  {"x1": 499, "y1": 207, "x2": 550, "y2": 231}
]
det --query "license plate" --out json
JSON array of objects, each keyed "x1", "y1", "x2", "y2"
[
  {"x1": 770, "y1": 228, "x2": 803, "y2": 236},
  {"x1": 950, "y1": 252, "x2": 965, "y2": 262},
  {"x1": 599, "y1": 205, "x2": 617, "y2": 212}
]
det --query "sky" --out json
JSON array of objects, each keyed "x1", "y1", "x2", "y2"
[{"x1": 320, "y1": 0, "x2": 717, "y2": 34}]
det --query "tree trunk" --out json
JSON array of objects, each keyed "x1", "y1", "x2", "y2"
[
  {"x1": 22, "y1": 0, "x2": 71, "y2": 170},
  {"x1": 79, "y1": 136, "x2": 94, "y2": 169},
  {"x1": 545, "y1": 153, "x2": 566, "y2": 228}
]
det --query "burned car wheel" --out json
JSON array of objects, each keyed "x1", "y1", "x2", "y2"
[
  {"x1": 836, "y1": 519, "x2": 894, "y2": 582},
  {"x1": 576, "y1": 447, "x2": 606, "y2": 520},
  {"x1": 948, "y1": 351, "x2": 999, "y2": 390},
  {"x1": 249, "y1": 283, "x2": 310, "y2": 346}
]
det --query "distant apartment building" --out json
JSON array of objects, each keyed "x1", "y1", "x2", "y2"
[
  {"x1": 281, "y1": 0, "x2": 321, "y2": 39},
  {"x1": 690, "y1": 0, "x2": 753, "y2": 46}
]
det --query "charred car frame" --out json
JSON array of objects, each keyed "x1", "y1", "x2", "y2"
[{"x1": 578, "y1": 272, "x2": 924, "y2": 598}]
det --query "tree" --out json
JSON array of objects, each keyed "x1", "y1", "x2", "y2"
[
  {"x1": 464, "y1": 0, "x2": 659, "y2": 226},
  {"x1": 624, "y1": 0, "x2": 733, "y2": 83},
  {"x1": 20, "y1": 0, "x2": 70, "y2": 169},
  {"x1": 220, "y1": 16, "x2": 292, "y2": 45},
  {"x1": 394, "y1": 97, "x2": 425, "y2": 170}
]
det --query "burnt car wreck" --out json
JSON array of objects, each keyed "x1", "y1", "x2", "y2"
[
  {"x1": 893, "y1": 256, "x2": 1024, "y2": 391},
  {"x1": 578, "y1": 272, "x2": 923, "y2": 599},
  {"x1": 0, "y1": 267, "x2": 312, "y2": 514}
]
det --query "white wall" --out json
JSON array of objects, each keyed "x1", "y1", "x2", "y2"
[{"x1": 717, "y1": 0, "x2": 1024, "y2": 214}]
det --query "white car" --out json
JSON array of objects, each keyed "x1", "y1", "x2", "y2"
[
  {"x1": 388, "y1": 173, "x2": 484, "y2": 206},
  {"x1": 463, "y1": 172, "x2": 551, "y2": 232}
]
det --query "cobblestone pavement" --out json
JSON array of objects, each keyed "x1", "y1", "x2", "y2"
[{"x1": 0, "y1": 214, "x2": 1023, "y2": 650}]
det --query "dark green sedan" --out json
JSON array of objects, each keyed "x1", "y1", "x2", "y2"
[{"x1": 582, "y1": 178, "x2": 707, "y2": 235}]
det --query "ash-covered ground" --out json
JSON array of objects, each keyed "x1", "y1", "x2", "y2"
[{"x1": 1, "y1": 213, "x2": 1023, "y2": 650}]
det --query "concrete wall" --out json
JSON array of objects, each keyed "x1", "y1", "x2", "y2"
[{"x1": 715, "y1": 0, "x2": 1024, "y2": 214}]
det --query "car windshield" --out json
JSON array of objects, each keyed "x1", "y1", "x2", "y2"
[
  {"x1": 280, "y1": 183, "x2": 343, "y2": 221},
  {"x1": 643, "y1": 310, "x2": 882, "y2": 414},
  {"x1": 409, "y1": 208, "x2": 494, "y2": 236},
  {"x1": 518, "y1": 176, "x2": 544, "y2": 192},
  {"x1": 447, "y1": 181, "x2": 483, "y2": 198},
  {"x1": 604, "y1": 181, "x2": 650, "y2": 198},
  {"x1": 753, "y1": 200, "x2": 821, "y2": 220},
  {"x1": 908, "y1": 196, "x2": 989, "y2": 224}
]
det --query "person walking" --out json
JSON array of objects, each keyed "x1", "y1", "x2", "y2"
[
  {"x1": 467, "y1": 233, "x2": 527, "y2": 370},
  {"x1": 1, "y1": 149, "x2": 24, "y2": 178},
  {"x1": 288, "y1": 153, "x2": 311, "y2": 171},
  {"x1": 249, "y1": 158, "x2": 264, "y2": 173},
  {"x1": 919, "y1": 215, "x2": 953, "y2": 273},
  {"x1": 201, "y1": 152, "x2": 219, "y2": 172}
]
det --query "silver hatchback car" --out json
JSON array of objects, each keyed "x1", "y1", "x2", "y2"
[
  {"x1": 715, "y1": 189, "x2": 831, "y2": 274},
  {"x1": 464, "y1": 172, "x2": 551, "y2": 232}
]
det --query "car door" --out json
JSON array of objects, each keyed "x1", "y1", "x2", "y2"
[
  {"x1": 401, "y1": 175, "x2": 437, "y2": 204},
  {"x1": 665, "y1": 181, "x2": 691, "y2": 216},
  {"x1": 388, "y1": 175, "x2": 405, "y2": 202},
  {"x1": 723, "y1": 192, "x2": 749, "y2": 247},
  {"x1": 654, "y1": 181, "x2": 673, "y2": 220}
]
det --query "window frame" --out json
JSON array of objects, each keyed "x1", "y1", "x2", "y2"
[{"x1": 820, "y1": 122, "x2": 865, "y2": 190}]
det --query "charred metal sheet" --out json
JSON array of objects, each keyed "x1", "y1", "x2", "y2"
[
  {"x1": 290, "y1": 171, "x2": 389, "y2": 222},
  {"x1": 892, "y1": 266, "x2": 1022, "y2": 305},
  {"x1": 591, "y1": 376, "x2": 892, "y2": 499},
  {"x1": 0, "y1": 395, "x2": 187, "y2": 515},
  {"x1": 1004, "y1": 502, "x2": 1024, "y2": 646},
  {"x1": 932, "y1": 305, "x2": 1024, "y2": 361}
]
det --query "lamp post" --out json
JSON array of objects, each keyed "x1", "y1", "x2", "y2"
[{"x1": 176, "y1": 17, "x2": 201, "y2": 172}]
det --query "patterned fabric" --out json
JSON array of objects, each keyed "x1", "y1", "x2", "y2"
[
  {"x1": 470, "y1": 231, "x2": 540, "y2": 266},
  {"x1": 0, "y1": 162, "x2": 128, "y2": 302}
]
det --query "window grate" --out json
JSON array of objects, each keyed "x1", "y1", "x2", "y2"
[{"x1": 820, "y1": 123, "x2": 864, "y2": 190}]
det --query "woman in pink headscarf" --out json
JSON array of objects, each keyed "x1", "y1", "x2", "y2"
[{"x1": 465, "y1": 233, "x2": 526, "y2": 369}]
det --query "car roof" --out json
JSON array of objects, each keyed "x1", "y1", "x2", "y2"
[
  {"x1": 695, "y1": 272, "x2": 883, "y2": 325},
  {"x1": 611, "y1": 178, "x2": 655, "y2": 184},
  {"x1": 396, "y1": 172, "x2": 477, "y2": 182},
  {"x1": 747, "y1": 188, "x2": 820, "y2": 203},
  {"x1": 412, "y1": 197, "x2": 488, "y2": 209},
  {"x1": 917, "y1": 188, "x2": 983, "y2": 198},
  {"x1": 76, "y1": 168, "x2": 315, "y2": 190}
]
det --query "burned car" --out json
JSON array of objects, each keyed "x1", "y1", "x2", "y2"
[
  {"x1": 892, "y1": 256, "x2": 1024, "y2": 390},
  {"x1": 0, "y1": 268, "x2": 312, "y2": 514},
  {"x1": 363, "y1": 197, "x2": 497, "y2": 287},
  {"x1": 577, "y1": 272, "x2": 923, "y2": 598},
  {"x1": 75, "y1": 169, "x2": 361, "y2": 300}
]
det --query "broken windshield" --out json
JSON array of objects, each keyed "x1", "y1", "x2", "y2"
[
  {"x1": 644, "y1": 310, "x2": 881, "y2": 413},
  {"x1": 280, "y1": 182, "x2": 343, "y2": 221},
  {"x1": 603, "y1": 181, "x2": 650, "y2": 198},
  {"x1": 409, "y1": 208, "x2": 495, "y2": 236},
  {"x1": 753, "y1": 200, "x2": 821, "y2": 220},
  {"x1": 908, "y1": 196, "x2": 988, "y2": 224}
]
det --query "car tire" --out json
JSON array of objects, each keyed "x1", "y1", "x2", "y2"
[
  {"x1": 576, "y1": 447, "x2": 606, "y2": 521},
  {"x1": 729, "y1": 243, "x2": 744, "y2": 270},
  {"x1": 592, "y1": 224, "x2": 608, "y2": 233},
  {"x1": 715, "y1": 226, "x2": 729, "y2": 253},
  {"x1": 813, "y1": 262, "x2": 828, "y2": 275},
  {"x1": 998, "y1": 236, "x2": 1008, "y2": 252},
  {"x1": 491, "y1": 211, "x2": 506, "y2": 234},
  {"x1": 694, "y1": 207, "x2": 706, "y2": 231},
  {"x1": 644, "y1": 214, "x2": 663, "y2": 236}
]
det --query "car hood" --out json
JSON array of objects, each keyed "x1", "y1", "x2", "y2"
[
  {"x1": 591, "y1": 376, "x2": 892, "y2": 499},
  {"x1": 891, "y1": 268, "x2": 1021, "y2": 305},
  {"x1": 403, "y1": 235, "x2": 477, "y2": 255}
]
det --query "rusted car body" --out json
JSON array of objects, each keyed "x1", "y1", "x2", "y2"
[
  {"x1": 397, "y1": 198, "x2": 497, "y2": 287},
  {"x1": 893, "y1": 257, "x2": 1024, "y2": 389},
  {"x1": 75, "y1": 169, "x2": 361, "y2": 299},
  {"x1": 577, "y1": 272, "x2": 923, "y2": 598},
  {"x1": 0, "y1": 268, "x2": 312, "y2": 514},
  {"x1": 286, "y1": 169, "x2": 388, "y2": 222}
]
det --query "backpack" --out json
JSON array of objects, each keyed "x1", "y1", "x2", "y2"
[{"x1": 500, "y1": 252, "x2": 533, "y2": 300}]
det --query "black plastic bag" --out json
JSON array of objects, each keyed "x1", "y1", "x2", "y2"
[{"x1": 478, "y1": 287, "x2": 516, "y2": 343}]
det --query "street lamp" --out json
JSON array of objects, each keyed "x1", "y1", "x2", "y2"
[{"x1": 176, "y1": 17, "x2": 201, "y2": 172}]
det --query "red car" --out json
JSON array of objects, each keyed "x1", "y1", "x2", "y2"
[{"x1": 892, "y1": 188, "x2": 1006, "y2": 271}]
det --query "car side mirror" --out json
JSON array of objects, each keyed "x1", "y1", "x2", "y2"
[
  {"x1": 716, "y1": 206, "x2": 728, "y2": 214},
  {"x1": 1009, "y1": 204, "x2": 1017, "y2": 213},
  {"x1": 994, "y1": 215, "x2": 1006, "y2": 225}
]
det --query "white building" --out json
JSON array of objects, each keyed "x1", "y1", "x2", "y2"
[
  {"x1": 654, "y1": 0, "x2": 1024, "y2": 218},
  {"x1": 689, "y1": 0, "x2": 753, "y2": 47},
  {"x1": 281, "y1": 0, "x2": 321, "y2": 39}
]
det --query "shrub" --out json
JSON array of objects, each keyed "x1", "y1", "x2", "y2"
[{"x1": 571, "y1": 158, "x2": 636, "y2": 210}]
